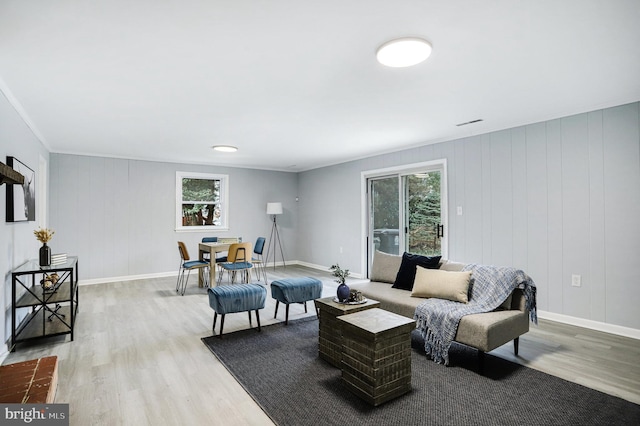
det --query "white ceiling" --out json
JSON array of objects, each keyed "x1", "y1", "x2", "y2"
[{"x1": 1, "y1": 0, "x2": 639, "y2": 172}]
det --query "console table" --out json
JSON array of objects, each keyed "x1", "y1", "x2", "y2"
[{"x1": 11, "y1": 257, "x2": 79, "y2": 352}]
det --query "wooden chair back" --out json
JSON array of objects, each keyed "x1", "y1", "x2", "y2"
[
  {"x1": 177, "y1": 241, "x2": 191, "y2": 261},
  {"x1": 227, "y1": 242, "x2": 253, "y2": 263}
]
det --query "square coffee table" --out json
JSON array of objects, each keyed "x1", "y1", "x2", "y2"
[
  {"x1": 338, "y1": 308, "x2": 415, "y2": 406},
  {"x1": 314, "y1": 296, "x2": 380, "y2": 367}
]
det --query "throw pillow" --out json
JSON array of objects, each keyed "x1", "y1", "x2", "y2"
[
  {"x1": 370, "y1": 250, "x2": 402, "y2": 284},
  {"x1": 392, "y1": 252, "x2": 442, "y2": 291},
  {"x1": 411, "y1": 266, "x2": 472, "y2": 303}
]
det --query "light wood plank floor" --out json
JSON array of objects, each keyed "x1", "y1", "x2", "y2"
[{"x1": 3, "y1": 265, "x2": 639, "y2": 425}]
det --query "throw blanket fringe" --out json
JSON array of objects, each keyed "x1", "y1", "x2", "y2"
[
  {"x1": 524, "y1": 283, "x2": 538, "y2": 324},
  {"x1": 414, "y1": 264, "x2": 537, "y2": 365}
]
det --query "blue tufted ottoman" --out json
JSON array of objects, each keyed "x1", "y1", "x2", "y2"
[
  {"x1": 270, "y1": 277, "x2": 323, "y2": 324},
  {"x1": 208, "y1": 284, "x2": 266, "y2": 337}
]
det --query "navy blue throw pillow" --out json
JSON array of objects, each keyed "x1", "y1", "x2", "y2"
[{"x1": 392, "y1": 252, "x2": 442, "y2": 291}]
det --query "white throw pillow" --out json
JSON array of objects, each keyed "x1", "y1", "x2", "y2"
[
  {"x1": 370, "y1": 250, "x2": 402, "y2": 284},
  {"x1": 411, "y1": 266, "x2": 472, "y2": 303}
]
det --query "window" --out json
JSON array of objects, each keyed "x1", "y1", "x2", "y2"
[{"x1": 176, "y1": 171, "x2": 229, "y2": 231}]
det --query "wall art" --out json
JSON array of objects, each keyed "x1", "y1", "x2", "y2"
[{"x1": 6, "y1": 156, "x2": 35, "y2": 222}]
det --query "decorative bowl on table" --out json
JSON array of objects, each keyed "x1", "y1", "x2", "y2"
[
  {"x1": 333, "y1": 290, "x2": 368, "y2": 305},
  {"x1": 332, "y1": 297, "x2": 368, "y2": 305},
  {"x1": 40, "y1": 273, "x2": 60, "y2": 292}
]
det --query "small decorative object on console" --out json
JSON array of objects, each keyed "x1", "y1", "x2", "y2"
[
  {"x1": 40, "y1": 272, "x2": 59, "y2": 292},
  {"x1": 349, "y1": 289, "x2": 363, "y2": 303},
  {"x1": 330, "y1": 263, "x2": 350, "y2": 303},
  {"x1": 51, "y1": 253, "x2": 67, "y2": 265},
  {"x1": 34, "y1": 227, "x2": 55, "y2": 267}
]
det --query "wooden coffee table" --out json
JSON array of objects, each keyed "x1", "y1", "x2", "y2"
[
  {"x1": 338, "y1": 308, "x2": 415, "y2": 406},
  {"x1": 313, "y1": 296, "x2": 380, "y2": 367}
]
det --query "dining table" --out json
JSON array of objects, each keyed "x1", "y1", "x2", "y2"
[{"x1": 198, "y1": 242, "x2": 231, "y2": 287}]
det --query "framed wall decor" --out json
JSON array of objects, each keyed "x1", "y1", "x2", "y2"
[{"x1": 6, "y1": 156, "x2": 36, "y2": 222}]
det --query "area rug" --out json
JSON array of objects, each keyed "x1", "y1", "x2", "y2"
[{"x1": 202, "y1": 317, "x2": 640, "y2": 426}]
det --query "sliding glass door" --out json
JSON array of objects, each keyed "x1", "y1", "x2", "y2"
[
  {"x1": 370, "y1": 176, "x2": 400, "y2": 254},
  {"x1": 366, "y1": 160, "x2": 447, "y2": 274}
]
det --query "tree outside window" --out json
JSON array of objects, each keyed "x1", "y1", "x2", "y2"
[{"x1": 176, "y1": 172, "x2": 229, "y2": 230}]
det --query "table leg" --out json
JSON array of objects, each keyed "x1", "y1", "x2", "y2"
[
  {"x1": 199, "y1": 245, "x2": 220, "y2": 287},
  {"x1": 198, "y1": 248, "x2": 206, "y2": 288},
  {"x1": 210, "y1": 259, "x2": 216, "y2": 287}
]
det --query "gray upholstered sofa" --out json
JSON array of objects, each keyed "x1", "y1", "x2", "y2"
[{"x1": 349, "y1": 252, "x2": 530, "y2": 366}]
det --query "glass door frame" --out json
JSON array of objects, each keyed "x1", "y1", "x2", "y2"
[{"x1": 360, "y1": 159, "x2": 448, "y2": 278}]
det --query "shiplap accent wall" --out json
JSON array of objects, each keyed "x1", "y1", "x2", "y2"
[
  {"x1": 49, "y1": 155, "x2": 298, "y2": 281},
  {"x1": 33, "y1": 102, "x2": 640, "y2": 331},
  {"x1": 298, "y1": 102, "x2": 640, "y2": 330}
]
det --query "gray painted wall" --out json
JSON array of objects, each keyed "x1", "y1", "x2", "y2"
[
  {"x1": 49, "y1": 155, "x2": 298, "y2": 280},
  {"x1": 298, "y1": 102, "x2": 640, "y2": 330},
  {"x1": 2, "y1": 93, "x2": 639, "y2": 354},
  {"x1": 1, "y1": 92, "x2": 50, "y2": 354}
]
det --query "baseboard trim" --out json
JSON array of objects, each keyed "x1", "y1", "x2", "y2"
[
  {"x1": 538, "y1": 310, "x2": 640, "y2": 340},
  {"x1": 80, "y1": 260, "x2": 295, "y2": 285},
  {"x1": 295, "y1": 261, "x2": 364, "y2": 279},
  {"x1": 79, "y1": 260, "x2": 365, "y2": 286},
  {"x1": 79, "y1": 271, "x2": 178, "y2": 286},
  {"x1": 0, "y1": 344, "x2": 8, "y2": 365}
]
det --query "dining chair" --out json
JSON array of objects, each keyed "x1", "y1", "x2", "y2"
[
  {"x1": 252, "y1": 237, "x2": 267, "y2": 282},
  {"x1": 202, "y1": 236, "x2": 228, "y2": 264},
  {"x1": 217, "y1": 242, "x2": 253, "y2": 285},
  {"x1": 176, "y1": 241, "x2": 210, "y2": 295}
]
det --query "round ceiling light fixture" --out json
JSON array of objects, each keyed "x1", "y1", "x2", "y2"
[
  {"x1": 212, "y1": 145, "x2": 238, "y2": 152},
  {"x1": 376, "y1": 37, "x2": 432, "y2": 68}
]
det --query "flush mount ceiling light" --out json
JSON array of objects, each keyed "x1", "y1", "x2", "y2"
[
  {"x1": 376, "y1": 37, "x2": 432, "y2": 68},
  {"x1": 212, "y1": 145, "x2": 238, "y2": 152}
]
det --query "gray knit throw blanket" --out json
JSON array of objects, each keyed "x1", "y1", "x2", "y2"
[{"x1": 414, "y1": 264, "x2": 537, "y2": 365}]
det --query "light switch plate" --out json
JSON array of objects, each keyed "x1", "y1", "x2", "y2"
[{"x1": 571, "y1": 274, "x2": 581, "y2": 287}]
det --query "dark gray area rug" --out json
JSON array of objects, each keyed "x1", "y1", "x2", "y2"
[{"x1": 202, "y1": 317, "x2": 640, "y2": 426}]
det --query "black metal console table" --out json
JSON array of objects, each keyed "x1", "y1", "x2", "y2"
[{"x1": 11, "y1": 257, "x2": 79, "y2": 351}]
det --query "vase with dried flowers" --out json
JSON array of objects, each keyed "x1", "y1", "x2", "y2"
[
  {"x1": 330, "y1": 263, "x2": 351, "y2": 303},
  {"x1": 34, "y1": 227, "x2": 55, "y2": 267}
]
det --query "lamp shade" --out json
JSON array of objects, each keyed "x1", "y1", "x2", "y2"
[{"x1": 266, "y1": 202, "x2": 283, "y2": 215}]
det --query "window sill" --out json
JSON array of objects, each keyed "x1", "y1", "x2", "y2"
[{"x1": 175, "y1": 227, "x2": 230, "y2": 233}]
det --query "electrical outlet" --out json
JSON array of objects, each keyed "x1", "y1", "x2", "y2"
[
  {"x1": 457, "y1": 206, "x2": 463, "y2": 216},
  {"x1": 571, "y1": 274, "x2": 581, "y2": 287},
  {"x1": 339, "y1": 246, "x2": 343, "y2": 254}
]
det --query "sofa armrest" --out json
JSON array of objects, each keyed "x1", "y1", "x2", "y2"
[{"x1": 511, "y1": 288, "x2": 527, "y2": 311}]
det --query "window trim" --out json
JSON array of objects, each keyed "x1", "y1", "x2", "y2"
[{"x1": 175, "y1": 171, "x2": 229, "y2": 232}]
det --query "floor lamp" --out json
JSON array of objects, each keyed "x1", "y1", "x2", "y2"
[{"x1": 265, "y1": 202, "x2": 285, "y2": 269}]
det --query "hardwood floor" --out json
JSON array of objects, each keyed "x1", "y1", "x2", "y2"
[{"x1": 3, "y1": 265, "x2": 639, "y2": 425}]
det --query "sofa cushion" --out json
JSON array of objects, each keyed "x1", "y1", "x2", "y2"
[
  {"x1": 411, "y1": 267, "x2": 472, "y2": 303},
  {"x1": 349, "y1": 281, "x2": 422, "y2": 319},
  {"x1": 392, "y1": 252, "x2": 441, "y2": 290},
  {"x1": 440, "y1": 261, "x2": 466, "y2": 271},
  {"x1": 370, "y1": 250, "x2": 402, "y2": 284},
  {"x1": 455, "y1": 310, "x2": 529, "y2": 352}
]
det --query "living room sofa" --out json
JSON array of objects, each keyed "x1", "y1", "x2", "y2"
[{"x1": 349, "y1": 252, "x2": 531, "y2": 366}]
